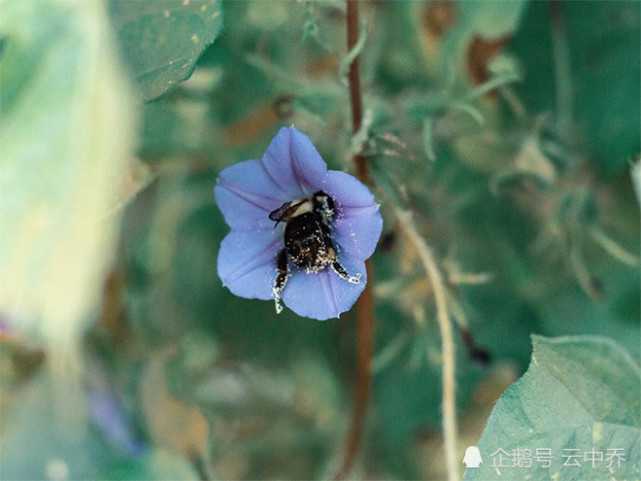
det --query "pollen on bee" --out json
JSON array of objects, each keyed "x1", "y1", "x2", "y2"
[{"x1": 347, "y1": 273, "x2": 362, "y2": 284}]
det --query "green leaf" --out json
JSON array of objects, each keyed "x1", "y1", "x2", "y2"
[
  {"x1": 109, "y1": 0, "x2": 223, "y2": 101},
  {"x1": 0, "y1": 0, "x2": 137, "y2": 348},
  {"x1": 464, "y1": 335, "x2": 641, "y2": 481}
]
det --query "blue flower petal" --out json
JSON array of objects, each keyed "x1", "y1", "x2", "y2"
[
  {"x1": 215, "y1": 159, "x2": 292, "y2": 230},
  {"x1": 218, "y1": 228, "x2": 282, "y2": 300},
  {"x1": 261, "y1": 127, "x2": 328, "y2": 197},
  {"x1": 88, "y1": 366, "x2": 147, "y2": 457},
  {"x1": 322, "y1": 170, "x2": 376, "y2": 207},
  {"x1": 89, "y1": 388, "x2": 146, "y2": 457},
  {"x1": 334, "y1": 207, "x2": 383, "y2": 261},
  {"x1": 321, "y1": 170, "x2": 383, "y2": 261},
  {"x1": 281, "y1": 256, "x2": 367, "y2": 320}
]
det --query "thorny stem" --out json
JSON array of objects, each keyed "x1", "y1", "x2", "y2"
[
  {"x1": 393, "y1": 208, "x2": 459, "y2": 481},
  {"x1": 335, "y1": 0, "x2": 374, "y2": 479}
]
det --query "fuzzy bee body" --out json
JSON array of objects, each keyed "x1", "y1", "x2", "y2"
[
  {"x1": 269, "y1": 191, "x2": 361, "y2": 313},
  {"x1": 285, "y1": 212, "x2": 331, "y2": 271}
]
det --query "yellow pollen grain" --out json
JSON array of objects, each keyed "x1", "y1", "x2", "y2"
[
  {"x1": 163, "y1": 10, "x2": 170, "y2": 18},
  {"x1": 201, "y1": 4, "x2": 207, "y2": 11},
  {"x1": 191, "y1": 34, "x2": 199, "y2": 43},
  {"x1": 182, "y1": 0, "x2": 190, "y2": 5}
]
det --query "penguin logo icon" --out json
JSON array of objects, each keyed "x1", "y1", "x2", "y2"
[{"x1": 462, "y1": 446, "x2": 483, "y2": 468}]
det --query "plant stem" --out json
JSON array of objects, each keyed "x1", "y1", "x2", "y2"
[
  {"x1": 393, "y1": 208, "x2": 458, "y2": 481},
  {"x1": 347, "y1": 0, "x2": 363, "y2": 145},
  {"x1": 335, "y1": 0, "x2": 374, "y2": 479},
  {"x1": 548, "y1": 0, "x2": 573, "y2": 138}
]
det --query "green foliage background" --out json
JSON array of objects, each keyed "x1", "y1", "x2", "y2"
[{"x1": 1, "y1": 1, "x2": 639, "y2": 480}]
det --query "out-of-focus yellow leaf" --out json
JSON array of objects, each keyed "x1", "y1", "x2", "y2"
[
  {"x1": 140, "y1": 357, "x2": 210, "y2": 470},
  {"x1": 0, "y1": 0, "x2": 138, "y2": 361}
]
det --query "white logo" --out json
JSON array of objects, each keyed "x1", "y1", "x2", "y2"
[{"x1": 463, "y1": 446, "x2": 483, "y2": 468}]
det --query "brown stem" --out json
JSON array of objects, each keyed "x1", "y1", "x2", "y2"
[{"x1": 334, "y1": 1, "x2": 374, "y2": 479}]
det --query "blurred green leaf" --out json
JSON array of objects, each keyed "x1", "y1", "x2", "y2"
[
  {"x1": 109, "y1": 0, "x2": 223, "y2": 101},
  {"x1": 508, "y1": 1, "x2": 640, "y2": 173},
  {"x1": 0, "y1": 0, "x2": 137, "y2": 348},
  {"x1": 566, "y1": 1, "x2": 640, "y2": 173},
  {"x1": 122, "y1": 170, "x2": 223, "y2": 343},
  {"x1": 464, "y1": 335, "x2": 641, "y2": 481}
]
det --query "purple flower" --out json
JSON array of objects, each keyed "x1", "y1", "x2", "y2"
[
  {"x1": 214, "y1": 126, "x2": 383, "y2": 320},
  {"x1": 87, "y1": 366, "x2": 147, "y2": 457}
]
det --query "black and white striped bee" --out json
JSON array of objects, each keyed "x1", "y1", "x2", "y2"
[{"x1": 269, "y1": 191, "x2": 361, "y2": 313}]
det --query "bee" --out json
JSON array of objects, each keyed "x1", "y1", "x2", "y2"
[{"x1": 269, "y1": 191, "x2": 361, "y2": 313}]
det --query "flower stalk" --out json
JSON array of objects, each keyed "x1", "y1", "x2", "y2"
[{"x1": 335, "y1": 0, "x2": 374, "y2": 478}]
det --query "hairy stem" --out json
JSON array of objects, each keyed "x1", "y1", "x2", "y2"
[
  {"x1": 335, "y1": 0, "x2": 374, "y2": 479},
  {"x1": 393, "y1": 208, "x2": 458, "y2": 481}
]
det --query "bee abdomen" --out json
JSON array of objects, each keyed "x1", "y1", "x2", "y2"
[{"x1": 285, "y1": 214, "x2": 330, "y2": 270}]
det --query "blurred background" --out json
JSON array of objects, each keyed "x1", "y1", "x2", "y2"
[{"x1": 1, "y1": 1, "x2": 639, "y2": 480}]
